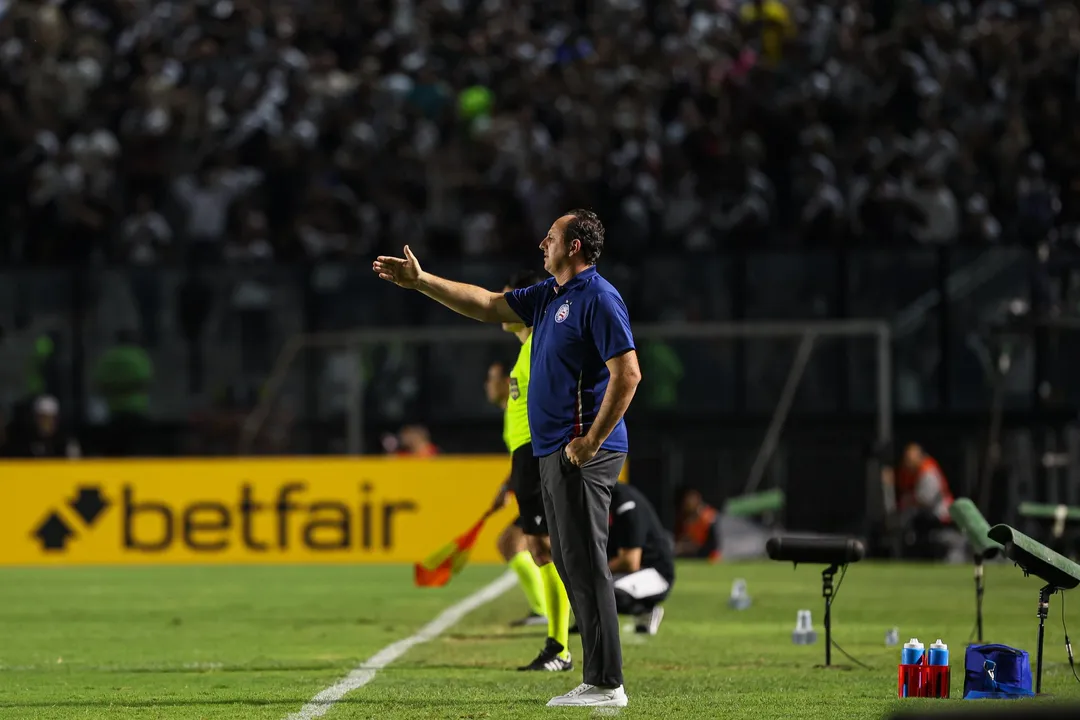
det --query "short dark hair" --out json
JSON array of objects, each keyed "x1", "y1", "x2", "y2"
[
  {"x1": 507, "y1": 270, "x2": 545, "y2": 289},
  {"x1": 564, "y1": 209, "x2": 604, "y2": 265}
]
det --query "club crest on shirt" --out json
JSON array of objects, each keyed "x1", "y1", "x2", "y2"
[
  {"x1": 554, "y1": 302, "x2": 571, "y2": 323},
  {"x1": 509, "y1": 377, "x2": 520, "y2": 400}
]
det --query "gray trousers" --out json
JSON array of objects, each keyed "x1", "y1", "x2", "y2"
[{"x1": 540, "y1": 447, "x2": 626, "y2": 688}]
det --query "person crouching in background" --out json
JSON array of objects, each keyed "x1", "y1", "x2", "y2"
[
  {"x1": 383, "y1": 424, "x2": 440, "y2": 457},
  {"x1": 894, "y1": 443, "x2": 955, "y2": 560},
  {"x1": 674, "y1": 488, "x2": 722, "y2": 562}
]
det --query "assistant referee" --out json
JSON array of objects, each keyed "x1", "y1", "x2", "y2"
[{"x1": 373, "y1": 210, "x2": 641, "y2": 709}]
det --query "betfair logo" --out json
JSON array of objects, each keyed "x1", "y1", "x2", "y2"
[
  {"x1": 31, "y1": 482, "x2": 417, "y2": 554},
  {"x1": 33, "y1": 486, "x2": 109, "y2": 551}
]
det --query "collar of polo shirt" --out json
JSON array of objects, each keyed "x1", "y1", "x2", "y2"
[{"x1": 554, "y1": 266, "x2": 597, "y2": 294}]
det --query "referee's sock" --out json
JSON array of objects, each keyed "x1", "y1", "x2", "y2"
[
  {"x1": 509, "y1": 551, "x2": 547, "y2": 617},
  {"x1": 539, "y1": 562, "x2": 571, "y2": 660}
]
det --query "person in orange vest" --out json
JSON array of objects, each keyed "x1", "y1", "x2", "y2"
[
  {"x1": 388, "y1": 424, "x2": 440, "y2": 457},
  {"x1": 674, "y1": 488, "x2": 722, "y2": 562},
  {"x1": 895, "y1": 443, "x2": 955, "y2": 559}
]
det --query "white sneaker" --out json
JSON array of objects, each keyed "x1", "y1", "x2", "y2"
[
  {"x1": 635, "y1": 606, "x2": 664, "y2": 635},
  {"x1": 546, "y1": 683, "x2": 628, "y2": 707}
]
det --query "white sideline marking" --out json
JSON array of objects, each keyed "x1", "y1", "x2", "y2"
[{"x1": 283, "y1": 571, "x2": 517, "y2": 720}]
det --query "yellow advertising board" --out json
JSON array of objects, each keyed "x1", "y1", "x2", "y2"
[{"x1": 0, "y1": 457, "x2": 526, "y2": 567}]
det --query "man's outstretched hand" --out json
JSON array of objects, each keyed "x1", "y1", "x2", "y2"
[{"x1": 373, "y1": 245, "x2": 423, "y2": 289}]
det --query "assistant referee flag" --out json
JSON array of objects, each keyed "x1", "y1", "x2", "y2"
[{"x1": 414, "y1": 513, "x2": 489, "y2": 588}]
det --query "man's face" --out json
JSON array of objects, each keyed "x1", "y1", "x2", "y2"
[
  {"x1": 501, "y1": 285, "x2": 525, "y2": 333},
  {"x1": 485, "y1": 363, "x2": 509, "y2": 406},
  {"x1": 902, "y1": 444, "x2": 923, "y2": 470},
  {"x1": 540, "y1": 215, "x2": 576, "y2": 276}
]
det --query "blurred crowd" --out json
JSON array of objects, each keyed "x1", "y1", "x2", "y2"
[
  {"x1": 3, "y1": 0, "x2": 1080, "y2": 458},
  {"x1": 1, "y1": 0, "x2": 1079, "y2": 269}
]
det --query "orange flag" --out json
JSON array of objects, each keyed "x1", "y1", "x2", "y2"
[{"x1": 414, "y1": 512, "x2": 490, "y2": 588}]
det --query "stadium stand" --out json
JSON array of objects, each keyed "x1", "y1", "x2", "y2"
[
  {"x1": 0, "y1": 0, "x2": 1078, "y2": 262},
  {"x1": 0, "y1": 0, "x2": 1079, "y2": 459}
]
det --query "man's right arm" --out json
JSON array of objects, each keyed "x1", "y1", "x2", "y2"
[
  {"x1": 373, "y1": 245, "x2": 535, "y2": 324},
  {"x1": 415, "y1": 273, "x2": 520, "y2": 324}
]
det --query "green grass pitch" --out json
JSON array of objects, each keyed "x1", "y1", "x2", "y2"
[{"x1": 3, "y1": 561, "x2": 1080, "y2": 719}]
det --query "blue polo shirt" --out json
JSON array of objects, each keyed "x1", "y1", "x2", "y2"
[{"x1": 504, "y1": 266, "x2": 636, "y2": 457}]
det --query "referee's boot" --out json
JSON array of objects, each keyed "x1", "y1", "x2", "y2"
[{"x1": 517, "y1": 637, "x2": 573, "y2": 672}]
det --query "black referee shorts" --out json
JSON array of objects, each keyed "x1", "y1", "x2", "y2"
[{"x1": 510, "y1": 443, "x2": 547, "y2": 536}]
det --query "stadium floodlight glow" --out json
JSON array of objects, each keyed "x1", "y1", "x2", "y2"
[
  {"x1": 766, "y1": 534, "x2": 865, "y2": 668},
  {"x1": 988, "y1": 524, "x2": 1080, "y2": 694},
  {"x1": 949, "y1": 498, "x2": 1003, "y2": 642}
]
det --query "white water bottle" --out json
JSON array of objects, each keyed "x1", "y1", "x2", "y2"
[
  {"x1": 728, "y1": 579, "x2": 752, "y2": 610},
  {"x1": 792, "y1": 609, "x2": 817, "y2": 645},
  {"x1": 885, "y1": 628, "x2": 900, "y2": 647}
]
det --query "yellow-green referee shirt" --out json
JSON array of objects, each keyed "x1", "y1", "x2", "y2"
[{"x1": 503, "y1": 333, "x2": 533, "y2": 454}]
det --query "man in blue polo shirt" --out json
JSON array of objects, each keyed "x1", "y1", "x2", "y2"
[{"x1": 373, "y1": 209, "x2": 641, "y2": 709}]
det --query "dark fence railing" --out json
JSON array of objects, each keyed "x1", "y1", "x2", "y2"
[{"x1": 1, "y1": 245, "x2": 1077, "y2": 459}]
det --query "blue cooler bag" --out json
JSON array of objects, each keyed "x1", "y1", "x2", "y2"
[{"x1": 963, "y1": 644, "x2": 1035, "y2": 699}]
